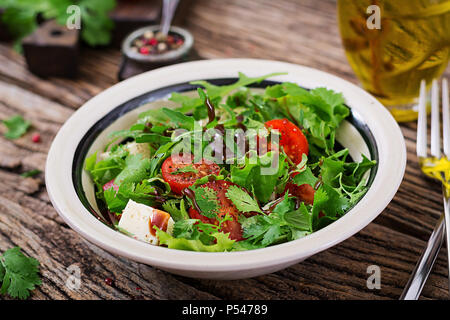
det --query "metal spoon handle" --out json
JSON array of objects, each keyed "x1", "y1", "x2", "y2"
[
  {"x1": 161, "y1": 0, "x2": 180, "y2": 36},
  {"x1": 399, "y1": 213, "x2": 445, "y2": 300}
]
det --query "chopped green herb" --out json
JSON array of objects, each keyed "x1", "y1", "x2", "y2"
[
  {"x1": 20, "y1": 169, "x2": 42, "y2": 178},
  {"x1": 225, "y1": 185, "x2": 263, "y2": 214},
  {"x1": 84, "y1": 72, "x2": 376, "y2": 253},
  {"x1": 189, "y1": 186, "x2": 220, "y2": 219},
  {"x1": 2, "y1": 115, "x2": 30, "y2": 139},
  {"x1": 0, "y1": 247, "x2": 41, "y2": 299}
]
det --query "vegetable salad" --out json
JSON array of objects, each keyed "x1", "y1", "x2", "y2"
[{"x1": 85, "y1": 73, "x2": 376, "y2": 252}]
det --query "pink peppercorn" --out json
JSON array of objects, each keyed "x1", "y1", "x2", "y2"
[
  {"x1": 104, "y1": 277, "x2": 114, "y2": 286},
  {"x1": 31, "y1": 133, "x2": 40, "y2": 143}
]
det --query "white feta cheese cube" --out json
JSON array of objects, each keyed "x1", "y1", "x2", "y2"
[
  {"x1": 125, "y1": 142, "x2": 151, "y2": 159},
  {"x1": 118, "y1": 200, "x2": 174, "y2": 245}
]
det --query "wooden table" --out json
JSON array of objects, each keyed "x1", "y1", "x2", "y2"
[{"x1": 0, "y1": 0, "x2": 449, "y2": 300}]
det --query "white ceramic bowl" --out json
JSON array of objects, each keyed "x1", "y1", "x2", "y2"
[{"x1": 46, "y1": 59, "x2": 406, "y2": 280}]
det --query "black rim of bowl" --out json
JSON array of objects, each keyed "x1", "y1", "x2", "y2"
[{"x1": 72, "y1": 79, "x2": 379, "y2": 226}]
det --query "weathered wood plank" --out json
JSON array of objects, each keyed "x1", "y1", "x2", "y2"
[
  {"x1": 0, "y1": 188, "x2": 218, "y2": 300},
  {"x1": 175, "y1": 222, "x2": 449, "y2": 300},
  {"x1": 0, "y1": 182, "x2": 448, "y2": 300},
  {"x1": 0, "y1": 0, "x2": 449, "y2": 300}
]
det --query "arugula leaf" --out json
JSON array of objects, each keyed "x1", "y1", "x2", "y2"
[
  {"x1": 320, "y1": 157, "x2": 344, "y2": 188},
  {"x1": 225, "y1": 185, "x2": 263, "y2": 214},
  {"x1": 169, "y1": 72, "x2": 285, "y2": 113},
  {"x1": 0, "y1": 247, "x2": 41, "y2": 299},
  {"x1": 193, "y1": 72, "x2": 286, "y2": 98},
  {"x1": 264, "y1": 83, "x2": 350, "y2": 156},
  {"x1": 161, "y1": 108, "x2": 195, "y2": 131},
  {"x1": 2, "y1": 115, "x2": 30, "y2": 139}
]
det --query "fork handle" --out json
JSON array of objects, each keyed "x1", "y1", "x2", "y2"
[
  {"x1": 400, "y1": 213, "x2": 445, "y2": 300},
  {"x1": 442, "y1": 188, "x2": 450, "y2": 299}
]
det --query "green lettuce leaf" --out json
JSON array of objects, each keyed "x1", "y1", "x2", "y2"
[{"x1": 156, "y1": 229, "x2": 235, "y2": 252}]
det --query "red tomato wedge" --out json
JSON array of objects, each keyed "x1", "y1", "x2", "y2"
[
  {"x1": 265, "y1": 119, "x2": 309, "y2": 164},
  {"x1": 285, "y1": 172, "x2": 315, "y2": 205},
  {"x1": 188, "y1": 180, "x2": 246, "y2": 241},
  {"x1": 161, "y1": 155, "x2": 220, "y2": 195}
]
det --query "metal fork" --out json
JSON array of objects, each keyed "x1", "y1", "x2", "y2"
[{"x1": 400, "y1": 78, "x2": 450, "y2": 300}]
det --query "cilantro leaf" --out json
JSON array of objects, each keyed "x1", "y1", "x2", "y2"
[
  {"x1": 0, "y1": 247, "x2": 41, "y2": 299},
  {"x1": 284, "y1": 203, "x2": 312, "y2": 232},
  {"x1": 77, "y1": 0, "x2": 116, "y2": 46},
  {"x1": 103, "y1": 187, "x2": 127, "y2": 213},
  {"x1": 271, "y1": 193, "x2": 294, "y2": 215},
  {"x1": 104, "y1": 178, "x2": 164, "y2": 214},
  {"x1": 189, "y1": 186, "x2": 220, "y2": 219},
  {"x1": 2, "y1": 115, "x2": 30, "y2": 139},
  {"x1": 225, "y1": 185, "x2": 263, "y2": 214},
  {"x1": 114, "y1": 154, "x2": 151, "y2": 186},
  {"x1": 292, "y1": 167, "x2": 318, "y2": 188},
  {"x1": 230, "y1": 151, "x2": 288, "y2": 203},
  {"x1": 1, "y1": 0, "x2": 116, "y2": 49},
  {"x1": 162, "y1": 199, "x2": 189, "y2": 222}
]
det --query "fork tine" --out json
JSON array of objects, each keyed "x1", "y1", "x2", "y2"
[
  {"x1": 443, "y1": 78, "x2": 450, "y2": 157},
  {"x1": 417, "y1": 80, "x2": 427, "y2": 158},
  {"x1": 431, "y1": 79, "x2": 441, "y2": 158}
]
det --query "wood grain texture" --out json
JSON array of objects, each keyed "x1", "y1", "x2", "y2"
[{"x1": 0, "y1": 0, "x2": 449, "y2": 300}]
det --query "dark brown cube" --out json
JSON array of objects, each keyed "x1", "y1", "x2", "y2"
[
  {"x1": 110, "y1": 0, "x2": 161, "y2": 48},
  {"x1": 22, "y1": 20, "x2": 79, "y2": 78}
]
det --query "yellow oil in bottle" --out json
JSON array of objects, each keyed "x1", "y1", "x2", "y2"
[{"x1": 338, "y1": 0, "x2": 450, "y2": 122}]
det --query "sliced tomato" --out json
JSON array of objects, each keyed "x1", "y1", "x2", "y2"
[
  {"x1": 161, "y1": 155, "x2": 220, "y2": 195},
  {"x1": 188, "y1": 180, "x2": 246, "y2": 241},
  {"x1": 265, "y1": 118, "x2": 308, "y2": 164},
  {"x1": 103, "y1": 179, "x2": 119, "y2": 192},
  {"x1": 285, "y1": 172, "x2": 315, "y2": 205}
]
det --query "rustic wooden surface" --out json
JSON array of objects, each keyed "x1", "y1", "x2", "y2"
[{"x1": 0, "y1": 0, "x2": 449, "y2": 300}]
